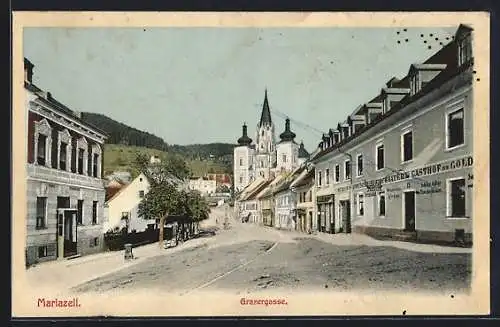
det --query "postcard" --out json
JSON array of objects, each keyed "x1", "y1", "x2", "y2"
[{"x1": 11, "y1": 12, "x2": 490, "y2": 317}]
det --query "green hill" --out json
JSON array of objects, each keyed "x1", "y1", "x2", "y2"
[{"x1": 80, "y1": 112, "x2": 235, "y2": 178}]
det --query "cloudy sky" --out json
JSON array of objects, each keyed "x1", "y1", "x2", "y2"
[{"x1": 23, "y1": 26, "x2": 458, "y2": 151}]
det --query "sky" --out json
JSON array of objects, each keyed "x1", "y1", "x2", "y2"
[{"x1": 23, "y1": 26, "x2": 458, "y2": 152}]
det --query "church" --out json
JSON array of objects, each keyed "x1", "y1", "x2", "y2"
[{"x1": 233, "y1": 90, "x2": 310, "y2": 193}]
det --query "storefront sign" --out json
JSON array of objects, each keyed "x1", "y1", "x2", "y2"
[
  {"x1": 335, "y1": 155, "x2": 472, "y2": 193},
  {"x1": 317, "y1": 195, "x2": 334, "y2": 203}
]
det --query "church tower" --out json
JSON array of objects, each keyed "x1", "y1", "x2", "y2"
[
  {"x1": 233, "y1": 123, "x2": 255, "y2": 193},
  {"x1": 254, "y1": 89, "x2": 276, "y2": 180},
  {"x1": 276, "y1": 118, "x2": 300, "y2": 172}
]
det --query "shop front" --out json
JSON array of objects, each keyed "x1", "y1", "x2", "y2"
[{"x1": 316, "y1": 194, "x2": 334, "y2": 233}]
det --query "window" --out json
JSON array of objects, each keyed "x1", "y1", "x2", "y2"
[
  {"x1": 38, "y1": 246, "x2": 48, "y2": 258},
  {"x1": 139, "y1": 190, "x2": 145, "y2": 198},
  {"x1": 401, "y1": 130, "x2": 413, "y2": 162},
  {"x1": 447, "y1": 108, "x2": 465, "y2": 149},
  {"x1": 334, "y1": 164, "x2": 340, "y2": 183},
  {"x1": 77, "y1": 149, "x2": 85, "y2": 174},
  {"x1": 378, "y1": 191, "x2": 386, "y2": 216},
  {"x1": 93, "y1": 153, "x2": 99, "y2": 177},
  {"x1": 458, "y1": 34, "x2": 473, "y2": 66},
  {"x1": 37, "y1": 134, "x2": 47, "y2": 166},
  {"x1": 357, "y1": 193, "x2": 364, "y2": 216},
  {"x1": 59, "y1": 142, "x2": 67, "y2": 170},
  {"x1": 92, "y1": 201, "x2": 98, "y2": 225},
  {"x1": 282, "y1": 154, "x2": 287, "y2": 163},
  {"x1": 317, "y1": 171, "x2": 322, "y2": 187},
  {"x1": 326, "y1": 169, "x2": 330, "y2": 185},
  {"x1": 260, "y1": 160, "x2": 264, "y2": 168},
  {"x1": 36, "y1": 197, "x2": 47, "y2": 229},
  {"x1": 239, "y1": 158, "x2": 243, "y2": 166},
  {"x1": 357, "y1": 154, "x2": 363, "y2": 177},
  {"x1": 376, "y1": 144, "x2": 385, "y2": 170},
  {"x1": 448, "y1": 178, "x2": 466, "y2": 217},
  {"x1": 344, "y1": 160, "x2": 351, "y2": 180},
  {"x1": 410, "y1": 72, "x2": 420, "y2": 95},
  {"x1": 77, "y1": 200, "x2": 83, "y2": 225},
  {"x1": 121, "y1": 212, "x2": 129, "y2": 220},
  {"x1": 239, "y1": 175, "x2": 243, "y2": 184}
]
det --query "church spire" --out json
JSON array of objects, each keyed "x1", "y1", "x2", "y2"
[
  {"x1": 279, "y1": 118, "x2": 296, "y2": 142},
  {"x1": 259, "y1": 88, "x2": 272, "y2": 127}
]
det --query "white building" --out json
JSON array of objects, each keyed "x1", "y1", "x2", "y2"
[
  {"x1": 233, "y1": 90, "x2": 310, "y2": 193},
  {"x1": 103, "y1": 172, "x2": 156, "y2": 233},
  {"x1": 188, "y1": 177, "x2": 217, "y2": 196}
]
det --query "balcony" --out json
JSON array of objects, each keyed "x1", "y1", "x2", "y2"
[{"x1": 27, "y1": 164, "x2": 105, "y2": 190}]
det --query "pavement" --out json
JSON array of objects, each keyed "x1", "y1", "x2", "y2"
[{"x1": 24, "y1": 204, "x2": 472, "y2": 296}]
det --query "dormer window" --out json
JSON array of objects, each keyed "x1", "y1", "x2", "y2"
[
  {"x1": 410, "y1": 71, "x2": 420, "y2": 96},
  {"x1": 458, "y1": 32, "x2": 473, "y2": 66}
]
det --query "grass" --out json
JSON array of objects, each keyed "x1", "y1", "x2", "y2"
[{"x1": 103, "y1": 144, "x2": 231, "y2": 179}]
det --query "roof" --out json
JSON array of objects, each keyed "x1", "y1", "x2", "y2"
[
  {"x1": 291, "y1": 167, "x2": 315, "y2": 189},
  {"x1": 244, "y1": 180, "x2": 272, "y2": 201},
  {"x1": 25, "y1": 80, "x2": 109, "y2": 138},
  {"x1": 237, "y1": 177, "x2": 267, "y2": 201},
  {"x1": 105, "y1": 185, "x2": 124, "y2": 202},
  {"x1": 256, "y1": 173, "x2": 288, "y2": 199},
  {"x1": 259, "y1": 89, "x2": 272, "y2": 127},
  {"x1": 312, "y1": 25, "x2": 472, "y2": 162},
  {"x1": 105, "y1": 172, "x2": 149, "y2": 204},
  {"x1": 273, "y1": 165, "x2": 306, "y2": 194}
]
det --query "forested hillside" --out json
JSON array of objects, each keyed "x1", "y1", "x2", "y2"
[{"x1": 80, "y1": 112, "x2": 235, "y2": 178}]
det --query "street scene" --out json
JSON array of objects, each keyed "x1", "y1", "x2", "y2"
[
  {"x1": 25, "y1": 204, "x2": 470, "y2": 297},
  {"x1": 15, "y1": 16, "x2": 487, "y2": 316}
]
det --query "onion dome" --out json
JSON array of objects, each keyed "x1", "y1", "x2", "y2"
[
  {"x1": 279, "y1": 118, "x2": 296, "y2": 142},
  {"x1": 237, "y1": 123, "x2": 253, "y2": 146}
]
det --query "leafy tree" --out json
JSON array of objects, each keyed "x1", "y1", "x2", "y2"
[{"x1": 137, "y1": 182, "x2": 182, "y2": 247}]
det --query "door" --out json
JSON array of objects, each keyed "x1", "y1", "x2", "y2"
[
  {"x1": 340, "y1": 200, "x2": 352, "y2": 234},
  {"x1": 404, "y1": 191, "x2": 416, "y2": 232},
  {"x1": 57, "y1": 209, "x2": 78, "y2": 258}
]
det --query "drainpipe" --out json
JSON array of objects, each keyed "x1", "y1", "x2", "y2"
[{"x1": 338, "y1": 147, "x2": 353, "y2": 234}]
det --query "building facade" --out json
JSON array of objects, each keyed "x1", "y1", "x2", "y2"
[
  {"x1": 25, "y1": 58, "x2": 108, "y2": 266},
  {"x1": 291, "y1": 166, "x2": 316, "y2": 233},
  {"x1": 310, "y1": 25, "x2": 474, "y2": 245},
  {"x1": 188, "y1": 177, "x2": 217, "y2": 196},
  {"x1": 233, "y1": 90, "x2": 310, "y2": 193},
  {"x1": 103, "y1": 172, "x2": 156, "y2": 234}
]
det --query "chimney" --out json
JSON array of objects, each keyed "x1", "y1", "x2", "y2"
[{"x1": 24, "y1": 58, "x2": 34, "y2": 84}]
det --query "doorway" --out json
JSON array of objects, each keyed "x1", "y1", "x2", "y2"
[
  {"x1": 403, "y1": 191, "x2": 416, "y2": 232},
  {"x1": 57, "y1": 208, "x2": 78, "y2": 258},
  {"x1": 339, "y1": 200, "x2": 351, "y2": 234}
]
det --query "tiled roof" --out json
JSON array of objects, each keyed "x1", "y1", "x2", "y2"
[{"x1": 312, "y1": 25, "x2": 472, "y2": 162}]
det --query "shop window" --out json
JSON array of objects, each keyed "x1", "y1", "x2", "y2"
[
  {"x1": 36, "y1": 197, "x2": 47, "y2": 229},
  {"x1": 401, "y1": 130, "x2": 413, "y2": 162},
  {"x1": 38, "y1": 246, "x2": 48, "y2": 258},
  {"x1": 357, "y1": 154, "x2": 363, "y2": 177},
  {"x1": 447, "y1": 178, "x2": 466, "y2": 217},
  {"x1": 376, "y1": 143, "x2": 385, "y2": 170},
  {"x1": 447, "y1": 108, "x2": 465, "y2": 149},
  {"x1": 378, "y1": 191, "x2": 386, "y2": 216}
]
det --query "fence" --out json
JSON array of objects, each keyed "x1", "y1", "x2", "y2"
[{"x1": 104, "y1": 228, "x2": 161, "y2": 251}]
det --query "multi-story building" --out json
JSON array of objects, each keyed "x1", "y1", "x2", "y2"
[
  {"x1": 188, "y1": 177, "x2": 217, "y2": 196},
  {"x1": 233, "y1": 90, "x2": 310, "y2": 193},
  {"x1": 24, "y1": 58, "x2": 108, "y2": 266},
  {"x1": 290, "y1": 165, "x2": 316, "y2": 233},
  {"x1": 310, "y1": 24, "x2": 474, "y2": 245},
  {"x1": 272, "y1": 166, "x2": 306, "y2": 230}
]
